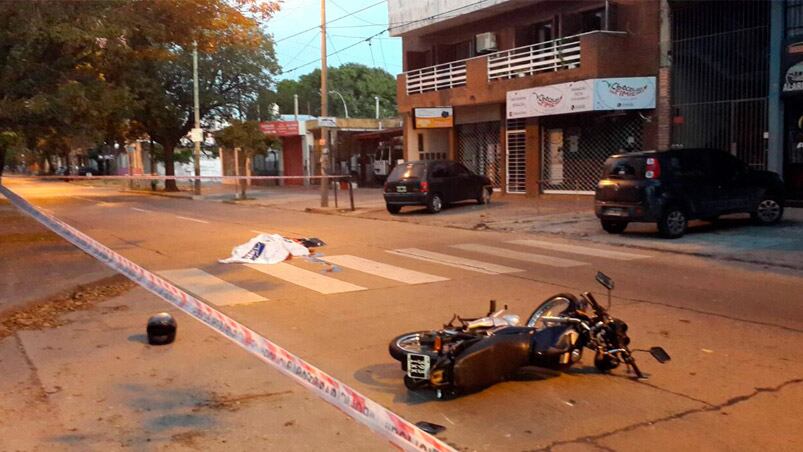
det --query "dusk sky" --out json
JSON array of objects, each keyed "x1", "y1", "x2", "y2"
[{"x1": 269, "y1": 0, "x2": 403, "y2": 80}]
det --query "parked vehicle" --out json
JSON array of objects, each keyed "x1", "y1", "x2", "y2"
[
  {"x1": 372, "y1": 137, "x2": 403, "y2": 183},
  {"x1": 595, "y1": 148, "x2": 786, "y2": 238},
  {"x1": 383, "y1": 160, "x2": 492, "y2": 214},
  {"x1": 389, "y1": 272, "x2": 670, "y2": 398}
]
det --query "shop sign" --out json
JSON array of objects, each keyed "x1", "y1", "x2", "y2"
[
  {"x1": 507, "y1": 81, "x2": 593, "y2": 119},
  {"x1": 593, "y1": 77, "x2": 656, "y2": 110},
  {"x1": 414, "y1": 107, "x2": 453, "y2": 128},
  {"x1": 506, "y1": 77, "x2": 656, "y2": 119},
  {"x1": 783, "y1": 61, "x2": 803, "y2": 93},
  {"x1": 259, "y1": 121, "x2": 301, "y2": 136}
]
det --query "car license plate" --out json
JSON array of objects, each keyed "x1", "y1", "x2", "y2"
[
  {"x1": 396, "y1": 186, "x2": 407, "y2": 193},
  {"x1": 406, "y1": 354, "x2": 430, "y2": 379},
  {"x1": 605, "y1": 207, "x2": 627, "y2": 216}
]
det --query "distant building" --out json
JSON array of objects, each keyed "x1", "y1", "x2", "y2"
[{"x1": 389, "y1": 0, "x2": 797, "y2": 203}]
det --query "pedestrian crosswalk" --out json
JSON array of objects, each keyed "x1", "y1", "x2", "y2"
[{"x1": 157, "y1": 240, "x2": 651, "y2": 306}]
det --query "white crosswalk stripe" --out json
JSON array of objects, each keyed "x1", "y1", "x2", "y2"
[
  {"x1": 450, "y1": 243, "x2": 587, "y2": 268},
  {"x1": 323, "y1": 255, "x2": 448, "y2": 284},
  {"x1": 506, "y1": 239, "x2": 650, "y2": 261},
  {"x1": 387, "y1": 248, "x2": 524, "y2": 274},
  {"x1": 159, "y1": 268, "x2": 267, "y2": 306},
  {"x1": 246, "y1": 263, "x2": 366, "y2": 294}
]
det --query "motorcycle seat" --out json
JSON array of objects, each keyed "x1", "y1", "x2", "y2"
[{"x1": 532, "y1": 325, "x2": 576, "y2": 354}]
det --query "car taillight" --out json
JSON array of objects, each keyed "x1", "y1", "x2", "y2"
[
  {"x1": 645, "y1": 157, "x2": 661, "y2": 179},
  {"x1": 420, "y1": 181, "x2": 429, "y2": 193}
]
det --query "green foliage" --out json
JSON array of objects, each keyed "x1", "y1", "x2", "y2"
[
  {"x1": 214, "y1": 120, "x2": 274, "y2": 155},
  {"x1": 271, "y1": 64, "x2": 397, "y2": 118}
]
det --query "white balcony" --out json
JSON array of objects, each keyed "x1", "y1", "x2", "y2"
[
  {"x1": 405, "y1": 60, "x2": 468, "y2": 95},
  {"x1": 487, "y1": 34, "x2": 582, "y2": 80}
]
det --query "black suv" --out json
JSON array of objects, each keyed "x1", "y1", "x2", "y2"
[
  {"x1": 383, "y1": 160, "x2": 492, "y2": 214},
  {"x1": 595, "y1": 148, "x2": 785, "y2": 238}
]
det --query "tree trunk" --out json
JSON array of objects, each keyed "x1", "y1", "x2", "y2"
[
  {"x1": 163, "y1": 142, "x2": 179, "y2": 192},
  {"x1": 0, "y1": 145, "x2": 7, "y2": 180}
]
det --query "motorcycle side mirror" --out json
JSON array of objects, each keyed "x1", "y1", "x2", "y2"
[
  {"x1": 649, "y1": 347, "x2": 671, "y2": 363},
  {"x1": 596, "y1": 272, "x2": 615, "y2": 290}
]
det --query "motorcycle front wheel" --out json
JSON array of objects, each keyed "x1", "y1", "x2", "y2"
[{"x1": 527, "y1": 293, "x2": 581, "y2": 329}]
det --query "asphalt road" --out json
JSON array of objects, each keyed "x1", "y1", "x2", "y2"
[{"x1": 4, "y1": 178, "x2": 803, "y2": 451}]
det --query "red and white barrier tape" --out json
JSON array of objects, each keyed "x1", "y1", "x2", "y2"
[
  {"x1": 0, "y1": 183, "x2": 455, "y2": 452},
  {"x1": 5, "y1": 174, "x2": 351, "y2": 180}
]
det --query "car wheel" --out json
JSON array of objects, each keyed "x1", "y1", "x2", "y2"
[
  {"x1": 658, "y1": 207, "x2": 687, "y2": 239},
  {"x1": 426, "y1": 193, "x2": 443, "y2": 214},
  {"x1": 476, "y1": 187, "x2": 491, "y2": 205},
  {"x1": 601, "y1": 220, "x2": 628, "y2": 234},
  {"x1": 386, "y1": 204, "x2": 401, "y2": 214},
  {"x1": 751, "y1": 196, "x2": 784, "y2": 225}
]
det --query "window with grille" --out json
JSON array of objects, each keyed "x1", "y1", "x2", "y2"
[{"x1": 506, "y1": 119, "x2": 526, "y2": 194}]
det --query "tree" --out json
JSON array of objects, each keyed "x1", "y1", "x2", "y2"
[
  {"x1": 272, "y1": 64, "x2": 397, "y2": 118},
  {"x1": 125, "y1": 1, "x2": 280, "y2": 191},
  {"x1": 214, "y1": 120, "x2": 274, "y2": 199}
]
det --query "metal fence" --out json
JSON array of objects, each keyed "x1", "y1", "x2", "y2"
[
  {"x1": 405, "y1": 60, "x2": 467, "y2": 95},
  {"x1": 457, "y1": 121, "x2": 502, "y2": 189},
  {"x1": 670, "y1": 0, "x2": 770, "y2": 169},
  {"x1": 488, "y1": 34, "x2": 581, "y2": 81},
  {"x1": 541, "y1": 114, "x2": 644, "y2": 193}
]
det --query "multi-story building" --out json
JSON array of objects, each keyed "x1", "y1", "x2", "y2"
[{"x1": 389, "y1": 0, "x2": 798, "y2": 204}]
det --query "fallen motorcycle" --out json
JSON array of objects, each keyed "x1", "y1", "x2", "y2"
[{"x1": 389, "y1": 272, "x2": 670, "y2": 398}]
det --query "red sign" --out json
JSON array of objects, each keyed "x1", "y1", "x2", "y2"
[{"x1": 259, "y1": 121, "x2": 300, "y2": 136}]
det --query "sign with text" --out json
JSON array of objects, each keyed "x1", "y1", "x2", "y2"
[
  {"x1": 318, "y1": 116, "x2": 337, "y2": 128},
  {"x1": 593, "y1": 77, "x2": 656, "y2": 110},
  {"x1": 259, "y1": 121, "x2": 300, "y2": 136},
  {"x1": 414, "y1": 107, "x2": 453, "y2": 128},
  {"x1": 507, "y1": 77, "x2": 656, "y2": 119}
]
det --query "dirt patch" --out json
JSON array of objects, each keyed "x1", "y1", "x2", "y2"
[
  {"x1": 0, "y1": 232, "x2": 61, "y2": 244},
  {"x1": 0, "y1": 275, "x2": 135, "y2": 339},
  {"x1": 170, "y1": 430, "x2": 205, "y2": 448},
  {"x1": 197, "y1": 390, "x2": 292, "y2": 412}
]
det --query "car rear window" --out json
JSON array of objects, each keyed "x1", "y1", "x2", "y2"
[
  {"x1": 388, "y1": 162, "x2": 425, "y2": 181},
  {"x1": 603, "y1": 157, "x2": 646, "y2": 180}
]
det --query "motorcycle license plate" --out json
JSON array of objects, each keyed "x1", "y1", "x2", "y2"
[
  {"x1": 406, "y1": 354, "x2": 430, "y2": 379},
  {"x1": 396, "y1": 186, "x2": 407, "y2": 193}
]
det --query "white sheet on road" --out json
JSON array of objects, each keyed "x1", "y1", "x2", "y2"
[{"x1": 220, "y1": 233, "x2": 309, "y2": 265}]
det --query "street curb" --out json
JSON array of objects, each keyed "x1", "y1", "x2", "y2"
[{"x1": 120, "y1": 189, "x2": 193, "y2": 199}]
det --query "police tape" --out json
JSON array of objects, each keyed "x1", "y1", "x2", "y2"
[
  {"x1": 0, "y1": 183, "x2": 455, "y2": 452},
  {"x1": 7, "y1": 174, "x2": 351, "y2": 180}
]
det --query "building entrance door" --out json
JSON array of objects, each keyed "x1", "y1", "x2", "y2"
[{"x1": 784, "y1": 101, "x2": 803, "y2": 203}]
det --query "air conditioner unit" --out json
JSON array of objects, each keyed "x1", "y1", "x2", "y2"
[{"x1": 475, "y1": 32, "x2": 497, "y2": 54}]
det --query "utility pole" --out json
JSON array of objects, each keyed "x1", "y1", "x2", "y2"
[
  {"x1": 294, "y1": 94, "x2": 299, "y2": 121},
  {"x1": 319, "y1": 0, "x2": 329, "y2": 207},
  {"x1": 375, "y1": 96, "x2": 380, "y2": 119},
  {"x1": 192, "y1": 41, "x2": 202, "y2": 196}
]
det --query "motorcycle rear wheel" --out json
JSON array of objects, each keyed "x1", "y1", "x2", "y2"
[{"x1": 389, "y1": 331, "x2": 437, "y2": 362}]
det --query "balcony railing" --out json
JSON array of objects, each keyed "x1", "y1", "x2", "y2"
[
  {"x1": 487, "y1": 34, "x2": 581, "y2": 80},
  {"x1": 405, "y1": 60, "x2": 467, "y2": 95}
]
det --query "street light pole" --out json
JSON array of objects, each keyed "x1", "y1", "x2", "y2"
[
  {"x1": 320, "y1": 0, "x2": 329, "y2": 207},
  {"x1": 330, "y1": 90, "x2": 349, "y2": 118},
  {"x1": 192, "y1": 40, "x2": 202, "y2": 196}
]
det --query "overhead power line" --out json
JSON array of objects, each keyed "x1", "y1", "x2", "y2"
[
  {"x1": 275, "y1": 0, "x2": 385, "y2": 43},
  {"x1": 282, "y1": 0, "x2": 493, "y2": 75}
]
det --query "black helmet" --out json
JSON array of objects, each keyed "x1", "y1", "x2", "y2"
[{"x1": 147, "y1": 313, "x2": 177, "y2": 345}]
